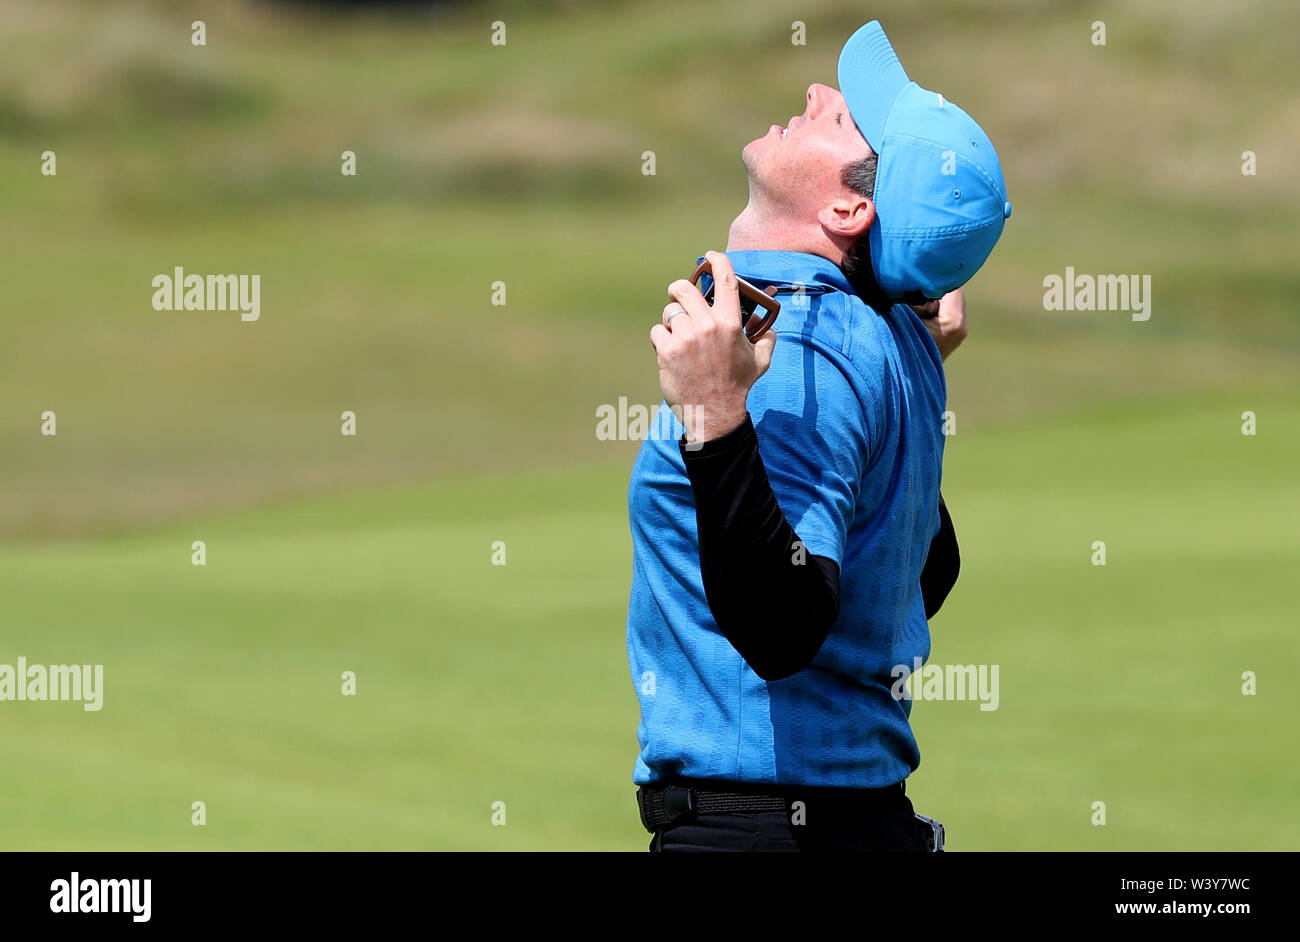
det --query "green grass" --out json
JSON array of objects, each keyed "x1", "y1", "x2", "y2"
[
  {"x1": 1, "y1": 463, "x2": 639, "y2": 850},
  {"x1": 2, "y1": 387, "x2": 1296, "y2": 849},
  {"x1": 912, "y1": 388, "x2": 1300, "y2": 849}
]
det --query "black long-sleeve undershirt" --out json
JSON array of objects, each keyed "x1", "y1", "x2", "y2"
[
  {"x1": 921, "y1": 496, "x2": 960, "y2": 619},
  {"x1": 680, "y1": 414, "x2": 959, "y2": 682}
]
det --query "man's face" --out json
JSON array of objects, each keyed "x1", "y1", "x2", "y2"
[{"x1": 742, "y1": 83, "x2": 875, "y2": 219}]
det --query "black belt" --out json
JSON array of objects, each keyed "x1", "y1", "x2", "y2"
[{"x1": 637, "y1": 779, "x2": 905, "y2": 833}]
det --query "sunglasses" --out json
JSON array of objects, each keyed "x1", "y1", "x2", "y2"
[{"x1": 689, "y1": 259, "x2": 780, "y2": 343}]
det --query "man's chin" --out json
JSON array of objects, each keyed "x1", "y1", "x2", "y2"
[{"x1": 741, "y1": 136, "x2": 771, "y2": 171}]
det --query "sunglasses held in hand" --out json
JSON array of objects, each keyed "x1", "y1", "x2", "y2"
[{"x1": 689, "y1": 259, "x2": 780, "y2": 343}]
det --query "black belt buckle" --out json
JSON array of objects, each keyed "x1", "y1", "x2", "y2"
[
  {"x1": 661, "y1": 785, "x2": 696, "y2": 825},
  {"x1": 638, "y1": 784, "x2": 697, "y2": 832}
]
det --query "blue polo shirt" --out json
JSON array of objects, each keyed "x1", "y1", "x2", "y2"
[{"x1": 626, "y1": 250, "x2": 947, "y2": 789}]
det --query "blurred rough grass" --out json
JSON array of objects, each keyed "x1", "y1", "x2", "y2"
[
  {"x1": 0, "y1": 0, "x2": 1296, "y2": 536},
  {"x1": 5, "y1": 0, "x2": 1298, "y2": 206}
]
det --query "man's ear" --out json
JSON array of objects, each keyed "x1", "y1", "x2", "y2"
[{"x1": 818, "y1": 194, "x2": 874, "y2": 240}]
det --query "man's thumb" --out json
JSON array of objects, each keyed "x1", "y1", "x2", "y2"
[{"x1": 752, "y1": 329, "x2": 777, "y2": 373}]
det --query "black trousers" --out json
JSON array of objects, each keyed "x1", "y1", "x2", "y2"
[{"x1": 646, "y1": 781, "x2": 935, "y2": 852}]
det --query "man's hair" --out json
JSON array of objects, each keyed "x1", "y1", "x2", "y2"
[{"x1": 838, "y1": 152, "x2": 893, "y2": 313}]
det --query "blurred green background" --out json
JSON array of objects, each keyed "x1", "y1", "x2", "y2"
[{"x1": 1, "y1": 0, "x2": 1296, "y2": 849}]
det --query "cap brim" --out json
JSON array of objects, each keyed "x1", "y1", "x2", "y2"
[{"x1": 837, "y1": 20, "x2": 910, "y2": 153}]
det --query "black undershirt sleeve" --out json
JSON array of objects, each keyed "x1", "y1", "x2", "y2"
[
  {"x1": 681, "y1": 414, "x2": 962, "y2": 682},
  {"x1": 680, "y1": 414, "x2": 838, "y2": 682},
  {"x1": 921, "y1": 497, "x2": 960, "y2": 619}
]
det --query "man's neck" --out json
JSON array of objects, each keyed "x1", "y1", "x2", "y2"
[
  {"x1": 726, "y1": 204, "x2": 797, "y2": 252},
  {"x1": 725, "y1": 203, "x2": 844, "y2": 266}
]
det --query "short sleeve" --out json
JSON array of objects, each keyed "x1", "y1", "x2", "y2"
[{"x1": 745, "y1": 333, "x2": 879, "y2": 567}]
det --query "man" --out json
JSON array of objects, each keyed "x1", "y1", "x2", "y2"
[{"x1": 626, "y1": 21, "x2": 1010, "y2": 851}]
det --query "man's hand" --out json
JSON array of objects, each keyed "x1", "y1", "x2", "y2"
[
  {"x1": 910, "y1": 288, "x2": 968, "y2": 360},
  {"x1": 650, "y1": 251, "x2": 777, "y2": 443}
]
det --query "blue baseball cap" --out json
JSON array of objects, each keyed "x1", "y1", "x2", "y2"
[{"x1": 838, "y1": 21, "x2": 1011, "y2": 300}]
